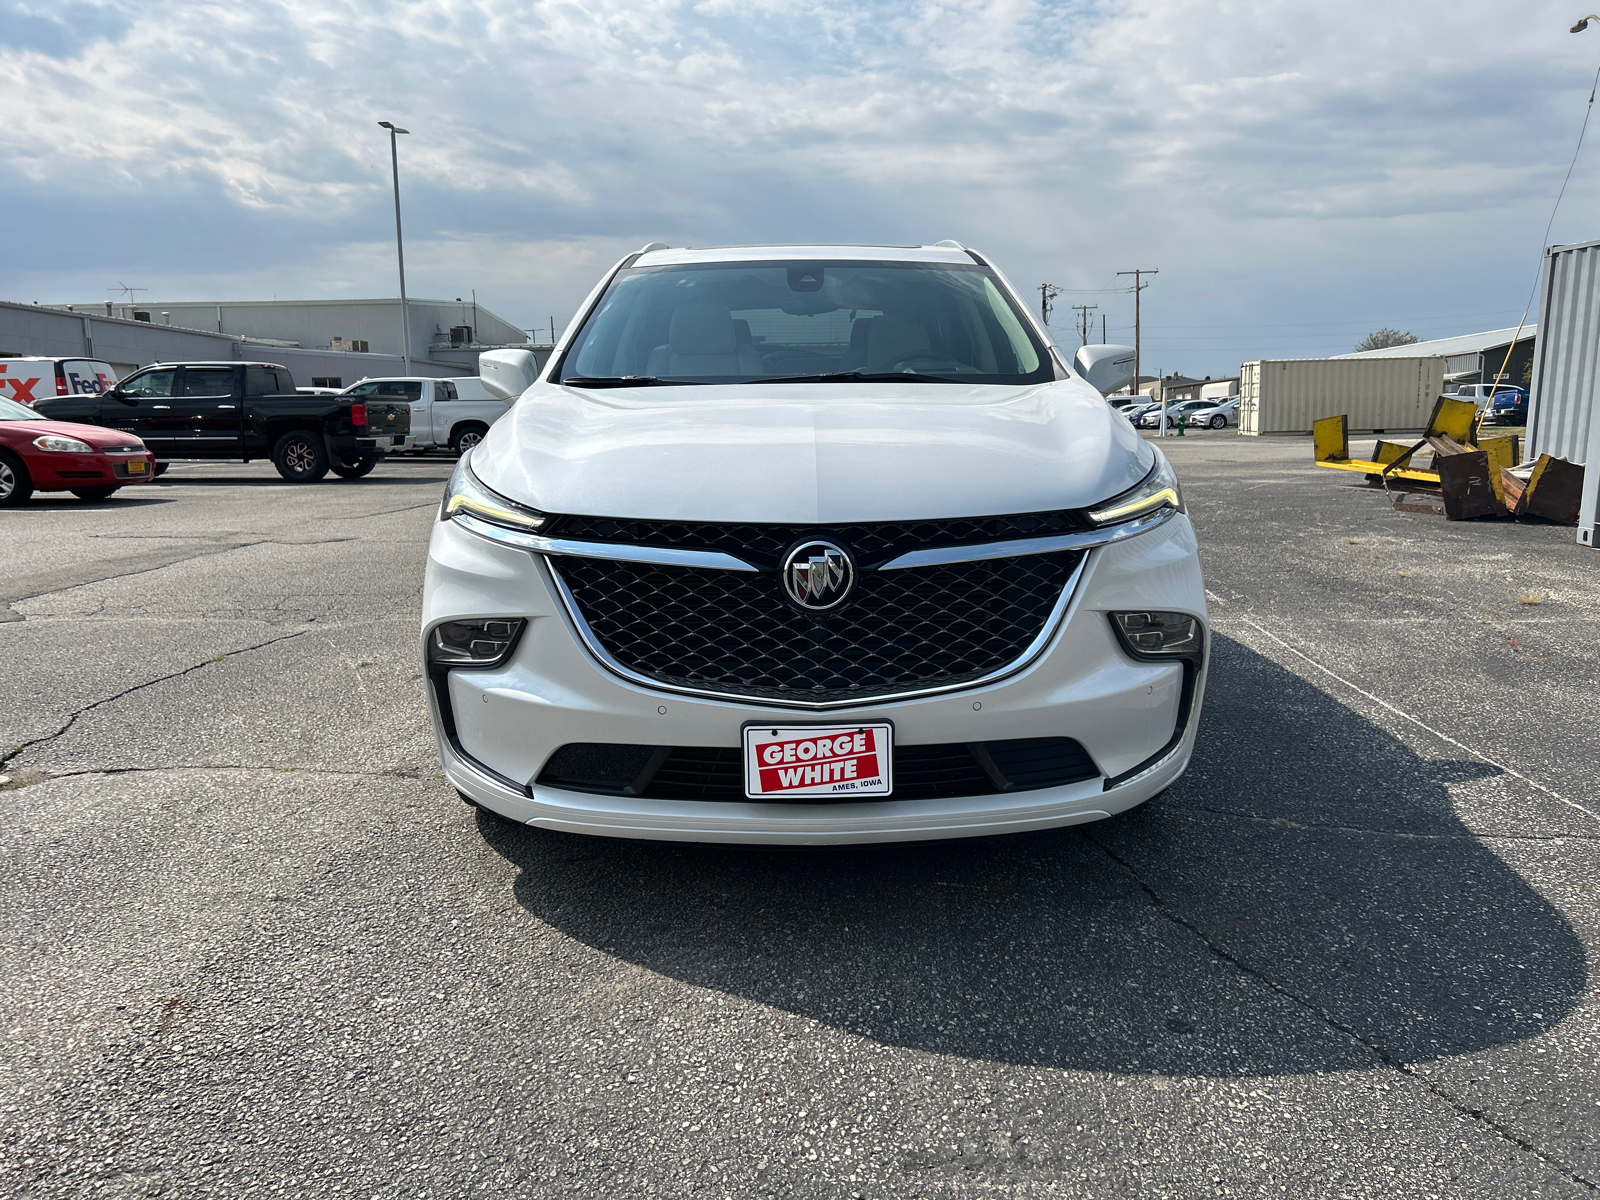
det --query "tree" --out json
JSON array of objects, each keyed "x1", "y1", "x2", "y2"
[{"x1": 1355, "y1": 327, "x2": 1421, "y2": 352}]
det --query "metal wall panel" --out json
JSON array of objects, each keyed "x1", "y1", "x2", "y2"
[
  {"x1": 1237, "y1": 357, "x2": 1443, "y2": 435},
  {"x1": 1527, "y1": 238, "x2": 1600, "y2": 467}
]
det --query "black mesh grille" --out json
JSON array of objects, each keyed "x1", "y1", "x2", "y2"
[
  {"x1": 535, "y1": 739, "x2": 1099, "y2": 802},
  {"x1": 546, "y1": 510, "x2": 1091, "y2": 568},
  {"x1": 555, "y1": 549, "x2": 1083, "y2": 704}
]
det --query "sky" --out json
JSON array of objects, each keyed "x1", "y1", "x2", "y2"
[{"x1": 2, "y1": 0, "x2": 1599, "y2": 379}]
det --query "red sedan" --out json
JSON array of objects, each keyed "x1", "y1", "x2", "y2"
[{"x1": 0, "y1": 395, "x2": 157, "y2": 507}]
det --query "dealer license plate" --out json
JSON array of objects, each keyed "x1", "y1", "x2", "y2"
[
  {"x1": 126, "y1": 460, "x2": 147, "y2": 474},
  {"x1": 742, "y1": 724, "x2": 893, "y2": 800}
]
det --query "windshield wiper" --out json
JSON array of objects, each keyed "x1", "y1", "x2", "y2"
[
  {"x1": 559, "y1": 375, "x2": 702, "y2": 388},
  {"x1": 755, "y1": 370, "x2": 965, "y2": 384}
]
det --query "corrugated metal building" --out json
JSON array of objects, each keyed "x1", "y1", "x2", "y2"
[
  {"x1": 53, "y1": 296, "x2": 533, "y2": 376},
  {"x1": 1336, "y1": 325, "x2": 1536, "y2": 387},
  {"x1": 0, "y1": 299, "x2": 457, "y2": 386},
  {"x1": 1525, "y1": 237, "x2": 1600, "y2": 547}
]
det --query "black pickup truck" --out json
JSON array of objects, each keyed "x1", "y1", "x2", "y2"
[{"x1": 33, "y1": 361, "x2": 410, "y2": 481}]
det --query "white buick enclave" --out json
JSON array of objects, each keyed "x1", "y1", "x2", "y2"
[{"x1": 422, "y1": 243, "x2": 1206, "y2": 844}]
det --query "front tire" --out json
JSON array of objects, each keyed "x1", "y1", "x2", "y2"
[
  {"x1": 331, "y1": 456, "x2": 378, "y2": 480},
  {"x1": 1209, "y1": 414, "x2": 1227, "y2": 429},
  {"x1": 70, "y1": 486, "x2": 121, "y2": 501},
  {"x1": 272, "y1": 431, "x2": 330, "y2": 482},
  {"x1": 0, "y1": 450, "x2": 33, "y2": 507},
  {"x1": 450, "y1": 424, "x2": 489, "y2": 456}
]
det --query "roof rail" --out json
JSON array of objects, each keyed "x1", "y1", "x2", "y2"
[
  {"x1": 638, "y1": 242, "x2": 669, "y2": 253},
  {"x1": 932, "y1": 239, "x2": 966, "y2": 250}
]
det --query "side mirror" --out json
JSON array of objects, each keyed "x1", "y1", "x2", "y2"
[
  {"x1": 478, "y1": 349, "x2": 541, "y2": 402},
  {"x1": 1073, "y1": 345, "x2": 1138, "y2": 396},
  {"x1": 109, "y1": 388, "x2": 134, "y2": 405}
]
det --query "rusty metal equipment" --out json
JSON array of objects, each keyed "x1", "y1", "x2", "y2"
[{"x1": 1313, "y1": 396, "x2": 1584, "y2": 522}]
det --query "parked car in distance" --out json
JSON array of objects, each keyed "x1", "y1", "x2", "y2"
[
  {"x1": 0, "y1": 394, "x2": 155, "y2": 506},
  {"x1": 1482, "y1": 386, "x2": 1529, "y2": 425},
  {"x1": 426, "y1": 241, "x2": 1207, "y2": 845},
  {"x1": 34, "y1": 361, "x2": 410, "y2": 482},
  {"x1": 1135, "y1": 399, "x2": 1212, "y2": 429},
  {"x1": 342, "y1": 377, "x2": 509, "y2": 455},
  {"x1": 1115, "y1": 400, "x2": 1160, "y2": 422},
  {"x1": 1184, "y1": 397, "x2": 1240, "y2": 429},
  {"x1": 0, "y1": 356, "x2": 119, "y2": 405}
]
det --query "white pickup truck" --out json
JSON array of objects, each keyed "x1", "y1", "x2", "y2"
[{"x1": 341, "y1": 377, "x2": 510, "y2": 454}]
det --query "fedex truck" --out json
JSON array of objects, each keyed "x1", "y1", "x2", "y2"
[{"x1": 0, "y1": 357, "x2": 119, "y2": 405}]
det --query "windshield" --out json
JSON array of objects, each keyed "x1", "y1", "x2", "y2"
[
  {"x1": 557, "y1": 259, "x2": 1054, "y2": 386},
  {"x1": 0, "y1": 396, "x2": 44, "y2": 421}
]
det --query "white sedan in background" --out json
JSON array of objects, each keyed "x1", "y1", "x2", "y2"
[{"x1": 1185, "y1": 397, "x2": 1239, "y2": 429}]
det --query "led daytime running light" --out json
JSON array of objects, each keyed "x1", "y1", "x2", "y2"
[
  {"x1": 1088, "y1": 453, "x2": 1183, "y2": 526},
  {"x1": 442, "y1": 458, "x2": 547, "y2": 532}
]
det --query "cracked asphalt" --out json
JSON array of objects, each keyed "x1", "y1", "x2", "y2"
[{"x1": 2, "y1": 442, "x2": 1597, "y2": 1198}]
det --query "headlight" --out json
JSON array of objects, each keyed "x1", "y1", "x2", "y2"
[
  {"x1": 428, "y1": 618, "x2": 527, "y2": 668},
  {"x1": 1088, "y1": 451, "x2": 1183, "y2": 525},
  {"x1": 440, "y1": 455, "x2": 547, "y2": 532},
  {"x1": 33, "y1": 435, "x2": 95, "y2": 453},
  {"x1": 1109, "y1": 611, "x2": 1203, "y2": 662}
]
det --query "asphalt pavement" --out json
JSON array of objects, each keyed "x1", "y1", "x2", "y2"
[{"x1": 2, "y1": 438, "x2": 1597, "y2": 1198}]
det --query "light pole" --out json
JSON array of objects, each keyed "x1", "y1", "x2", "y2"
[{"x1": 378, "y1": 121, "x2": 412, "y2": 376}]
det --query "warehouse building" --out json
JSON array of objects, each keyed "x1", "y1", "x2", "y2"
[
  {"x1": 0, "y1": 299, "x2": 451, "y2": 386},
  {"x1": 49, "y1": 296, "x2": 538, "y2": 380},
  {"x1": 7, "y1": 294, "x2": 551, "y2": 388},
  {"x1": 1336, "y1": 325, "x2": 1536, "y2": 388}
]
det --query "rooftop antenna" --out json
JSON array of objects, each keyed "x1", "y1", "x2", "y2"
[{"x1": 107, "y1": 282, "x2": 148, "y2": 300}]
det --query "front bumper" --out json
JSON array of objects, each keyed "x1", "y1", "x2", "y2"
[
  {"x1": 422, "y1": 512, "x2": 1208, "y2": 844},
  {"x1": 26, "y1": 450, "x2": 157, "y2": 489}
]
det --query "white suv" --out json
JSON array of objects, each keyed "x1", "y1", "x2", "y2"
[{"x1": 422, "y1": 243, "x2": 1207, "y2": 844}]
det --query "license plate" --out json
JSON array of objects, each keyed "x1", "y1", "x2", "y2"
[
  {"x1": 743, "y1": 724, "x2": 893, "y2": 800},
  {"x1": 126, "y1": 460, "x2": 147, "y2": 474}
]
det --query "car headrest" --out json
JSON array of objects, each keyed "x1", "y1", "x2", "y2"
[{"x1": 669, "y1": 303, "x2": 737, "y2": 356}]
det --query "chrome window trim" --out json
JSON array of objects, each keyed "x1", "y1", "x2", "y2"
[
  {"x1": 453, "y1": 512, "x2": 758, "y2": 571},
  {"x1": 542, "y1": 553, "x2": 1091, "y2": 711},
  {"x1": 877, "y1": 507, "x2": 1175, "y2": 570}
]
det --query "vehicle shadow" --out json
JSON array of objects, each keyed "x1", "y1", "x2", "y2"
[
  {"x1": 477, "y1": 633, "x2": 1585, "y2": 1076},
  {"x1": 20, "y1": 496, "x2": 175, "y2": 508}
]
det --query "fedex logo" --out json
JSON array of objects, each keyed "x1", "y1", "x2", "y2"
[{"x1": 0, "y1": 365, "x2": 42, "y2": 405}]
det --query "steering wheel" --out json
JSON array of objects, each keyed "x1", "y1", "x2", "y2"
[{"x1": 877, "y1": 349, "x2": 969, "y2": 373}]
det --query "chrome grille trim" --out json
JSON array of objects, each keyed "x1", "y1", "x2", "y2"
[
  {"x1": 453, "y1": 513, "x2": 757, "y2": 571},
  {"x1": 878, "y1": 508, "x2": 1175, "y2": 569}
]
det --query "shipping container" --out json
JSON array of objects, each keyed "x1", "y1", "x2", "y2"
[
  {"x1": 1524, "y1": 237, "x2": 1600, "y2": 546},
  {"x1": 1238, "y1": 357, "x2": 1444, "y2": 435}
]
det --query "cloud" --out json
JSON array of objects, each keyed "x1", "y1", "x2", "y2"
[{"x1": 0, "y1": 0, "x2": 1595, "y2": 372}]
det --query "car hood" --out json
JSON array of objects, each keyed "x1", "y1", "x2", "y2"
[
  {"x1": 470, "y1": 379, "x2": 1153, "y2": 523},
  {"x1": 1, "y1": 418, "x2": 146, "y2": 449}
]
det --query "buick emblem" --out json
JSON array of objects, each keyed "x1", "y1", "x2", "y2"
[{"x1": 782, "y1": 540, "x2": 854, "y2": 610}]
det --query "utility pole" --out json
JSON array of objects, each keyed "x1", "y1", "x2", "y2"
[
  {"x1": 1116, "y1": 268, "x2": 1158, "y2": 402},
  {"x1": 1101, "y1": 314, "x2": 1106, "y2": 344},
  {"x1": 1038, "y1": 283, "x2": 1061, "y2": 327},
  {"x1": 378, "y1": 121, "x2": 412, "y2": 375},
  {"x1": 1071, "y1": 304, "x2": 1098, "y2": 347}
]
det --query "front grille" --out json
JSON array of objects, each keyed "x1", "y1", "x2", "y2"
[
  {"x1": 536, "y1": 738, "x2": 1099, "y2": 802},
  {"x1": 547, "y1": 510, "x2": 1091, "y2": 567},
  {"x1": 555, "y1": 548, "x2": 1083, "y2": 704}
]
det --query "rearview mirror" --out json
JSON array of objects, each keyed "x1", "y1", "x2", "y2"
[
  {"x1": 478, "y1": 350, "x2": 541, "y2": 402},
  {"x1": 1073, "y1": 345, "x2": 1138, "y2": 396}
]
